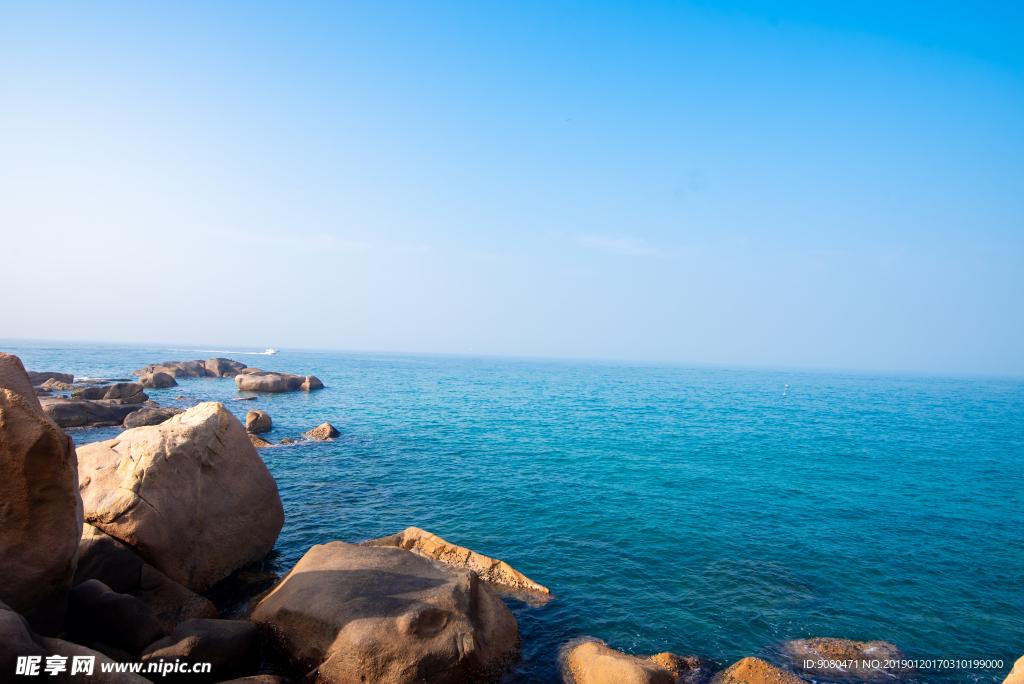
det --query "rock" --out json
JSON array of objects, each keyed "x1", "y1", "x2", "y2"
[
  {"x1": 205, "y1": 358, "x2": 248, "y2": 378},
  {"x1": 250, "y1": 541, "x2": 520, "y2": 684},
  {"x1": 245, "y1": 410, "x2": 272, "y2": 433},
  {"x1": 364, "y1": 527, "x2": 550, "y2": 596},
  {"x1": 1005, "y1": 656, "x2": 1024, "y2": 684},
  {"x1": 236, "y1": 368, "x2": 264, "y2": 375},
  {"x1": 133, "y1": 360, "x2": 210, "y2": 378},
  {"x1": 90, "y1": 641, "x2": 134, "y2": 663},
  {"x1": 779, "y1": 638, "x2": 909, "y2": 681},
  {"x1": 711, "y1": 657, "x2": 803, "y2": 684},
  {"x1": 75, "y1": 524, "x2": 219, "y2": 632},
  {"x1": 102, "y1": 383, "x2": 148, "y2": 404},
  {"x1": 248, "y1": 434, "x2": 273, "y2": 448},
  {"x1": 36, "y1": 635, "x2": 152, "y2": 683},
  {"x1": 77, "y1": 402, "x2": 285, "y2": 592},
  {"x1": 279, "y1": 437, "x2": 295, "y2": 444},
  {"x1": 65, "y1": 579, "x2": 166, "y2": 655},
  {"x1": 303, "y1": 422, "x2": 340, "y2": 440},
  {"x1": 141, "y1": 618, "x2": 260, "y2": 680},
  {"x1": 234, "y1": 396, "x2": 258, "y2": 401},
  {"x1": 41, "y1": 397, "x2": 143, "y2": 428},
  {"x1": 138, "y1": 372, "x2": 178, "y2": 389},
  {"x1": 0, "y1": 353, "x2": 83, "y2": 635},
  {"x1": 123, "y1": 407, "x2": 184, "y2": 428},
  {"x1": 0, "y1": 599, "x2": 48, "y2": 674},
  {"x1": 235, "y1": 372, "x2": 302, "y2": 392},
  {"x1": 649, "y1": 652, "x2": 715, "y2": 683},
  {"x1": 41, "y1": 377, "x2": 76, "y2": 391},
  {"x1": 561, "y1": 639, "x2": 675, "y2": 684},
  {"x1": 27, "y1": 371, "x2": 74, "y2": 386},
  {"x1": 73, "y1": 385, "x2": 112, "y2": 399},
  {"x1": 36, "y1": 388, "x2": 53, "y2": 396},
  {"x1": 301, "y1": 375, "x2": 324, "y2": 390}
]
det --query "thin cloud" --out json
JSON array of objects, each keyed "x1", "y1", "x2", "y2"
[{"x1": 578, "y1": 234, "x2": 658, "y2": 256}]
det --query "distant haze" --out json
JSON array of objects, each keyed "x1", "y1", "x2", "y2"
[{"x1": 2, "y1": 2, "x2": 1022, "y2": 375}]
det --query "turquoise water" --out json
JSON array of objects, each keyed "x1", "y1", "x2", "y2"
[{"x1": 5, "y1": 340, "x2": 1022, "y2": 683}]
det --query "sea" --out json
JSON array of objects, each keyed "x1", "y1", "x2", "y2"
[{"x1": 4, "y1": 340, "x2": 1022, "y2": 683}]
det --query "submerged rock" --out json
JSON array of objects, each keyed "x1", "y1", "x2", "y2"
[
  {"x1": 138, "y1": 372, "x2": 178, "y2": 389},
  {"x1": 0, "y1": 353, "x2": 83, "y2": 635},
  {"x1": 303, "y1": 422, "x2": 340, "y2": 440},
  {"x1": 245, "y1": 409, "x2": 272, "y2": 434},
  {"x1": 250, "y1": 541, "x2": 521, "y2": 684},
  {"x1": 123, "y1": 407, "x2": 185, "y2": 428},
  {"x1": 77, "y1": 402, "x2": 285, "y2": 592},
  {"x1": 711, "y1": 657, "x2": 803, "y2": 684},
  {"x1": 561, "y1": 639, "x2": 675, "y2": 684},
  {"x1": 363, "y1": 527, "x2": 550, "y2": 597},
  {"x1": 779, "y1": 638, "x2": 909, "y2": 681}
]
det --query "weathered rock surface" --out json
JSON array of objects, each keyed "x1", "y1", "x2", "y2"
[
  {"x1": 73, "y1": 385, "x2": 112, "y2": 399},
  {"x1": 303, "y1": 422, "x2": 340, "y2": 440},
  {"x1": 206, "y1": 358, "x2": 247, "y2": 378},
  {"x1": 41, "y1": 397, "x2": 143, "y2": 428},
  {"x1": 1004, "y1": 655, "x2": 1024, "y2": 684},
  {"x1": 246, "y1": 409, "x2": 272, "y2": 433},
  {"x1": 123, "y1": 407, "x2": 185, "y2": 428},
  {"x1": 65, "y1": 579, "x2": 166, "y2": 655},
  {"x1": 101, "y1": 383, "x2": 148, "y2": 404},
  {"x1": 364, "y1": 527, "x2": 550, "y2": 596},
  {"x1": 0, "y1": 353, "x2": 83, "y2": 634},
  {"x1": 711, "y1": 657, "x2": 803, "y2": 684},
  {"x1": 75, "y1": 524, "x2": 219, "y2": 632},
  {"x1": 40, "y1": 377, "x2": 76, "y2": 391},
  {"x1": 250, "y1": 541, "x2": 520, "y2": 684},
  {"x1": 779, "y1": 638, "x2": 909, "y2": 681},
  {"x1": 141, "y1": 618, "x2": 260, "y2": 680},
  {"x1": 561, "y1": 639, "x2": 675, "y2": 684},
  {"x1": 133, "y1": 360, "x2": 210, "y2": 377},
  {"x1": 650, "y1": 652, "x2": 716, "y2": 683},
  {"x1": 28, "y1": 371, "x2": 74, "y2": 386},
  {"x1": 279, "y1": 437, "x2": 295, "y2": 444},
  {"x1": 78, "y1": 402, "x2": 285, "y2": 592},
  {"x1": 248, "y1": 434, "x2": 273, "y2": 448},
  {"x1": 138, "y1": 372, "x2": 178, "y2": 389},
  {"x1": 235, "y1": 371, "x2": 324, "y2": 393}
]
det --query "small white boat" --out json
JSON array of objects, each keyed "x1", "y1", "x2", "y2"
[{"x1": 265, "y1": 349, "x2": 279, "y2": 355}]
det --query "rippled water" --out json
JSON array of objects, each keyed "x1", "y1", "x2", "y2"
[{"x1": 5, "y1": 340, "x2": 1022, "y2": 683}]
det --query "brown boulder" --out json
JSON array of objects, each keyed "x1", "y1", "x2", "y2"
[
  {"x1": 245, "y1": 409, "x2": 272, "y2": 434},
  {"x1": 0, "y1": 353, "x2": 83, "y2": 634},
  {"x1": 138, "y1": 372, "x2": 178, "y2": 389},
  {"x1": 779, "y1": 638, "x2": 909, "y2": 681},
  {"x1": 303, "y1": 422, "x2": 340, "y2": 440},
  {"x1": 102, "y1": 382, "x2": 148, "y2": 404},
  {"x1": 65, "y1": 579, "x2": 166, "y2": 656},
  {"x1": 364, "y1": 527, "x2": 550, "y2": 596},
  {"x1": 141, "y1": 618, "x2": 260, "y2": 681},
  {"x1": 248, "y1": 434, "x2": 273, "y2": 448},
  {"x1": 561, "y1": 639, "x2": 675, "y2": 684},
  {"x1": 301, "y1": 375, "x2": 324, "y2": 390},
  {"x1": 133, "y1": 361, "x2": 209, "y2": 378},
  {"x1": 77, "y1": 402, "x2": 285, "y2": 592},
  {"x1": 235, "y1": 372, "x2": 303, "y2": 392},
  {"x1": 27, "y1": 371, "x2": 74, "y2": 386},
  {"x1": 40, "y1": 377, "x2": 75, "y2": 391},
  {"x1": 711, "y1": 657, "x2": 803, "y2": 684},
  {"x1": 205, "y1": 358, "x2": 247, "y2": 378},
  {"x1": 73, "y1": 385, "x2": 112, "y2": 399},
  {"x1": 123, "y1": 407, "x2": 185, "y2": 428},
  {"x1": 649, "y1": 652, "x2": 715, "y2": 683},
  {"x1": 41, "y1": 397, "x2": 142, "y2": 428},
  {"x1": 250, "y1": 541, "x2": 520, "y2": 684},
  {"x1": 1004, "y1": 656, "x2": 1024, "y2": 684}
]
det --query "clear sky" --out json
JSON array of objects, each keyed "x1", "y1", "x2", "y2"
[{"x1": 1, "y1": 2, "x2": 1022, "y2": 375}]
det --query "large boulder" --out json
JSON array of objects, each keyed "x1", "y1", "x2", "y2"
[
  {"x1": 40, "y1": 377, "x2": 76, "y2": 391},
  {"x1": 1005, "y1": 656, "x2": 1024, "y2": 684},
  {"x1": 363, "y1": 527, "x2": 550, "y2": 596},
  {"x1": 303, "y1": 422, "x2": 339, "y2": 440},
  {"x1": 133, "y1": 361, "x2": 209, "y2": 378},
  {"x1": 102, "y1": 383, "x2": 148, "y2": 404},
  {"x1": 245, "y1": 410, "x2": 272, "y2": 434},
  {"x1": 123, "y1": 407, "x2": 184, "y2": 428},
  {"x1": 205, "y1": 358, "x2": 247, "y2": 378},
  {"x1": 236, "y1": 372, "x2": 324, "y2": 393},
  {"x1": 711, "y1": 657, "x2": 803, "y2": 684},
  {"x1": 779, "y1": 638, "x2": 909, "y2": 682},
  {"x1": 27, "y1": 371, "x2": 74, "y2": 386},
  {"x1": 74, "y1": 524, "x2": 219, "y2": 632},
  {"x1": 138, "y1": 372, "x2": 178, "y2": 389},
  {"x1": 250, "y1": 541, "x2": 520, "y2": 684},
  {"x1": 41, "y1": 398, "x2": 143, "y2": 428},
  {"x1": 37, "y1": 635, "x2": 152, "y2": 683},
  {"x1": 0, "y1": 353, "x2": 83, "y2": 634},
  {"x1": 141, "y1": 618, "x2": 260, "y2": 681},
  {"x1": 560, "y1": 639, "x2": 674, "y2": 684},
  {"x1": 77, "y1": 402, "x2": 285, "y2": 592},
  {"x1": 64, "y1": 579, "x2": 166, "y2": 656},
  {"x1": 73, "y1": 385, "x2": 112, "y2": 399}
]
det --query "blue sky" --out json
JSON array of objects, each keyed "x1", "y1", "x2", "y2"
[{"x1": 1, "y1": 2, "x2": 1021, "y2": 374}]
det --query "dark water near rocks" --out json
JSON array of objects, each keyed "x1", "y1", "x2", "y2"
[{"x1": 5, "y1": 340, "x2": 1022, "y2": 683}]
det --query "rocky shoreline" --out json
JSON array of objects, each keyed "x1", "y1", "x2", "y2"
[{"x1": 1, "y1": 351, "x2": 1019, "y2": 683}]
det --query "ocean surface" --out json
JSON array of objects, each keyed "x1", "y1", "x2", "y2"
[{"x1": 5, "y1": 340, "x2": 1022, "y2": 683}]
